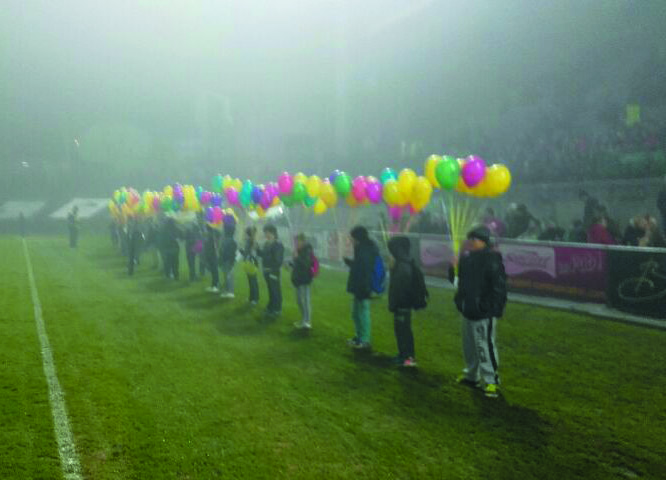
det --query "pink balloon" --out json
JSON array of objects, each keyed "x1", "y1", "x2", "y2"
[
  {"x1": 212, "y1": 206, "x2": 223, "y2": 224},
  {"x1": 201, "y1": 191, "x2": 212, "y2": 204},
  {"x1": 278, "y1": 173, "x2": 294, "y2": 195},
  {"x1": 388, "y1": 205, "x2": 403, "y2": 221},
  {"x1": 462, "y1": 155, "x2": 486, "y2": 187},
  {"x1": 260, "y1": 194, "x2": 272, "y2": 210},
  {"x1": 225, "y1": 188, "x2": 239, "y2": 206},
  {"x1": 265, "y1": 182, "x2": 279, "y2": 200},
  {"x1": 352, "y1": 176, "x2": 367, "y2": 202},
  {"x1": 152, "y1": 196, "x2": 161, "y2": 211},
  {"x1": 365, "y1": 181, "x2": 382, "y2": 204}
]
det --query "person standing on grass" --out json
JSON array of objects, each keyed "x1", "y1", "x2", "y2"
[
  {"x1": 454, "y1": 226, "x2": 507, "y2": 398},
  {"x1": 185, "y1": 222, "x2": 203, "y2": 282},
  {"x1": 241, "y1": 226, "x2": 260, "y2": 306},
  {"x1": 127, "y1": 217, "x2": 144, "y2": 276},
  {"x1": 203, "y1": 224, "x2": 220, "y2": 293},
  {"x1": 219, "y1": 222, "x2": 238, "y2": 299},
  {"x1": 67, "y1": 206, "x2": 79, "y2": 248},
  {"x1": 387, "y1": 236, "x2": 422, "y2": 367},
  {"x1": 290, "y1": 233, "x2": 314, "y2": 330},
  {"x1": 258, "y1": 224, "x2": 284, "y2": 318},
  {"x1": 344, "y1": 225, "x2": 378, "y2": 350},
  {"x1": 161, "y1": 217, "x2": 181, "y2": 280}
]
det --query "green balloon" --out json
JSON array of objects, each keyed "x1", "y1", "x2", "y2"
[
  {"x1": 304, "y1": 195, "x2": 317, "y2": 207},
  {"x1": 334, "y1": 173, "x2": 352, "y2": 196},
  {"x1": 161, "y1": 197, "x2": 173, "y2": 211},
  {"x1": 282, "y1": 194, "x2": 295, "y2": 207},
  {"x1": 435, "y1": 156, "x2": 460, "y2": 190},
  {"x1": 292, "y1": 183, "x2": 307, "y2": 202}
]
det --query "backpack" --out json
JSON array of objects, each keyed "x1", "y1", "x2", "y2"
[
  {"x1": 410, "y1": 261, "x2": 429, "y2": 310},
  {"x1": 371, "y1": 254, "x2": 386, "y2": 294},
  {"x1": 310, "y1": 252, "x2": 320, "y2": 277}
]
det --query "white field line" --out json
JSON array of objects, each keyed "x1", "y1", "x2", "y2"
[{"x1": 22, "y1": 239, "x2": 83, "y2": 480}]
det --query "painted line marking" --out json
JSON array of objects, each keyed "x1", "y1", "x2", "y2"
[{"x1": 23, "y1": 239, "x2": 83, "y2": 480}]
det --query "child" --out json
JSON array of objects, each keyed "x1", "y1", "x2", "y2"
[
  {"x1": 127, "y1": 217, "x2": 144, "y2": 276},
  {"x1": 161, "y1": 217, "x2": 180, "y2": 280},
  {"x1": 387, "y1": 236, "x2": 418, "y2": 367},
  {"x1": 219, "y1": 222, "x2": 237, "y2": 298},
  {"x1": 203, "y1": 224, "x2": 220, "y2": 293},
  {"x1": 344, "y1": 225, "x2": 378, "y2": 350},
  {"x1": 454, "y1": 226, "x2": 507, "y2": 398},
  {"x1": 290, "y1": 233, "x2": 314, "y2": 330},
  {"x1": 185, "y1": 222, "x2": 203, "y2": 282},
  {"x1": 241, "y1": 226, "x2": 260, "y2": 305},
  {"x1": 258, "y1": 224, "x2": 284, "y2": 317}
]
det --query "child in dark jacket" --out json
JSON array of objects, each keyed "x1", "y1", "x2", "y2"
[
  {"x1": 219, "y1": 222, "x2": 237, "y2": 298},
  {"x1": 388, "y1": 236, "x2": 418, "y2": 367},
  {"x1": 344, "y1": 225, "x2": 378, "y2": 349},
  {"x1": 290, "y1": 233, "x2": 314, "y2": 329},
  {"x1": 203, "y1": 225, "x2": 220, "y2": 293},
  {"x1": 241, "y1": 226, "x2": 260, "y2": 305},
  {"x1": 454, "y1": 226, "x2": 507, "y2": 398},
  {"x1": 258, "y1": 224, "x2": 284, "y2": 317},
  {"x1": 161, "y1": 218, "x2": 181, "y2": 280},
  {"x1": 185, "y1": 223, "x2": 203, "y2": 282}
]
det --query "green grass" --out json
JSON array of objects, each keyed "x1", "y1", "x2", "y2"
[{"x1": 2, "y1": 234, "x2": 665, "y2": 479}]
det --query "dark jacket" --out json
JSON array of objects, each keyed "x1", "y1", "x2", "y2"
[
  {"x1": 203, "y1": 227, "x2": 219, "y2": 262},
  {"x1": 185, "y1": 224, "x2": 202, "y2": 254},
  {"x1": 345, "y1": 239, "x2": 378, "y2": 300},
  {"x1": 241, "y1": 237, "x2": 259, "y2": 266},
  {"x1": 623, "y1": 224, "x2": 645, "y2": 246},
  {"x1": 455, "y1": 247, "x2": 507, "y2": 320},
  {"x1": 160, "y1": 220, "x2": 180, "y2": 253},
  {"x1": 259, "y1": 241, "x2": 285, "y2": 275},
  {"x1": 219, "y1": 235, "x2": 237, "y2": 267},
  {"x1": 388, "y1": 237, "x2": 414, "y2": 313},
  {"x1": 291, "y1": 243, "x2": 314, "y2": 287}
]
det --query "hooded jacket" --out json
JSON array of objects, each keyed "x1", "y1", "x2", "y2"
[
  {"x1": 345, "y1": 238, "x2": 378, "y2": 300},
  {"x1": 291, "y1": 243, "x2": 314, "y2": 287},
  {"x1": 455, "y1": 247, "x2": 507, "y2": 320},
  {"x1": 388, "y1": 236, "x2": 414, "y2": 313},
  {"x1": 259, "y1": 240, "x2": 285, "y2": 275}
]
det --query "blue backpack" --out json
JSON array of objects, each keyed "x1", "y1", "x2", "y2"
[{"x1": 371, "y1": 254, "x2": 386, "y2": 294}]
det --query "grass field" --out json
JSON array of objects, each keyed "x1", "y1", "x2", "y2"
[{"x1": 2, "y1": 234, "x2": 665, "y2": 479}]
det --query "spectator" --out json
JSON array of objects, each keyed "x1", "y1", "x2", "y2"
[
  {"x1": 622, "y1": 216, "x2": 648, "y2": 246},
  {"x1": 505, "y1": 204, "x2": 536, "y2": 238},
  {"x1": 567, "y1": 220, "x2": 587, "y2": 243},
  {"x1": 586, "y1": 216, "x2": 616, "y2": 245},
  {"x1": 579, "y1": 190, "x2": 601, "y2": 230},
  {"x1": 483, "y1": 208, "x2": 507, "y2": 238}
]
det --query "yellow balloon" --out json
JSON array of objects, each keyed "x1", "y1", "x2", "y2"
[
  {"x1": 425, "y1": 154, "x2": 442, "y2": 188},
  {"x1": 313, "y1": 198, "x2": 328, "y2": 215},
  {"x1": 320, "y1": 182, "x2": 338, "y2": 207},
  {"x1": 398, "y1": 168, "x2": 417, "y2": 201},
  {"x1": 412, "y1": 176, "x2": 433, "y2": 204},
  {"x1": 294, "y1": 172, "x2": 307, "y2": 185},
  {"x1": 488, "y1": 164, "x2": 512, "y2": 196},
  {"x1": 383, "y1": 179, "x2": 406, "y2": 206},
  {"x1": 271, "y1": 196, "x2": 281, "y2": 207},
  {"x1": 256, "y1": 206, "x2": 266, "y2": 218},
  {"x1": 163, "y1": 185, "x2": 173, "y2": 197},
  {"x1": 222, "y1": 175, "x2": 233, "y2": 189},
  {"x1": 306, "y1": 175, "x2": 322, "y2": 198},
  {"x1": 346, "y1": 194, "x2": 359, "y2": 207},
  {"x1": 232, "y1": 178, "x2": 243, "y2": 191}
]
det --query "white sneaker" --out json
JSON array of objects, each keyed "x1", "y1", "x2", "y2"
[
  {"x1": 206, "y1": 286, "x2": 219, "y2": 293},
  {"x1": 220, "y1": 292, "x2": 235, "y2": 299}
]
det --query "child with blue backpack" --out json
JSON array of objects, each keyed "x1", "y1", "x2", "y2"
[
  {"x1": 344, "y1": 226, "x2": 382, "y2": 350},
  {"x1": 290, "y1": 233, "x2": 318, "y2": 330}
]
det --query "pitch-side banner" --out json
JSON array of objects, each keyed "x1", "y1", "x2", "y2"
[
  {"x1": 0, "y1": 201, "x2": 45, "y2": 219},
  {"x1": 50, "y1": 198, "x2": 109, "y2": 219}
]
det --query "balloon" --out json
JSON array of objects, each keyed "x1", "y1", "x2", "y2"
[
  {"x1": 211, "y1": 194, "x2": 223, "y2": 207},
  {"x1": 411, "y1": 176, "x2": 433, "y2": 209},
  {"x1": 435, "y1": 155, "x2": 461, "y2": 190},
  {"x1": 225, "y1": 188, "x2": 239, "y2": 206},
  {"x1": 232, "y1": 178, "x2": 243, "y2": 191},
  {"x1": 260, "y1": 194, "x2": 272, "y2": 210},
  {"x1": 334, "y1": 173, "x2": 352, "y2": 196},
  {"x1": 382, "y1": 179, "x2": 405, "y2": 206},
  {"x1": 306, "y1": 175, "x2": 322, "y2": 198},
  {"x1": 485, "y1": 164, "x2": 512, "y2": 196},
  {"x1": 240, "y1": 190, "x2": 252, "y2": 208},
  {"x1": 201, "y1": 191, "x2": 212, "y2": 204},
  {"x1": 212, "y1": 206, "x2": 223, "y2": 224},
  {"x1": 271, "y1": 196, "x2": 281, "y2": 207},
  {"x1": 351, "y1": 176, "x2": 367, "y2": 202},
  {"x1": 397, "y1": 169, "x2": 417, "y2": 201},
  {"x1": 380, "y1": 168, "x2": 397, "y2": 185},
  {"x1": 425, "y1": 155, "x2": 443, "y2": 188},
  {"x1": 313, "y1": 198, "x2": 328, "y2": 215},
  {"x1": 320, "y1": 180, "x2": 338, "y2": 207},
  {"x1": 265, "y1": 182, "x2": 279, "y2": 201},
  {"x1": 222, "y1": 175, "x2": 233, "y2": 190},
  {"x1": 346, "y1": 194, "x2": 359, "y2": 207},
  {"x1": 278, "y1": 172, "x2": 294, "y2": 195},
  {"x1": 292, "y1": 182, "x2": 307, "y2": 202},
  {"x1": 205, "y1": 206, "x2": 214, "y2": 222},
  {"x1": 282, "y1": 194, "x2": 295, "y2": 207},
  {"x1": 195, "y1": 186, "x2": 204, "y2": 201},
  {"x1": 212, "y1": 174, "x2": 223, "y2": 193},
  {"x1": 329, "y1": 169, "x2": 342, "y2": 184},
  {"x1": 163, "y1": 185, "x2": 173, "y2": 197},
  {"x1": 388, "y1": 205, "x2": 403, "y2": 221},
  {"x1": 256, "y1": 206, "x2": 266, "y2": 218},
  {"x1": 152, "y1": 196, "x2": 161, "y2": 211},
  {"x1": 113, "y1": 190, "x2": 121, "y2": 203},
  {"x1": 365, "y1": 180, "x2": 383, "y2": 204},
  {"x1": 304, "y1": 195, "x2": 317, "y2": 207},
  {"x1": 161, "y1": 196, "x2": 173, "y2": 212},
  {"x1": 251, "y1": 185, "x2": 264, "y2": 204},
  {"x1": 462, "y1": 155, "x2": 486, "y2": 187},
  {"x1": 223, "y1": 214, "x2": 236, "y2": 227},
  {"x1": 293, "y1": 172, "x2": 307, "y2": 185}
]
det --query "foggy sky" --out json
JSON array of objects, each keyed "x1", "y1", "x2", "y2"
[{"x1": 1, "y1": 0, "x2": 665, "y2": 190}]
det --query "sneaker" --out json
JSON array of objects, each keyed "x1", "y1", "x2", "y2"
[
  {"x1": 352, "y1": 342, "x2": 371, "y2": 351},
  {"x1": 457, "y1": 375, "x2": 480, "y2": 388},
  {"x1": 402, "y1": 357, "x2": 418, "y2": 368},
  {"x1": 347, "y1": 338, "x2": 360, "y2": 347},
  {"x1": 220, "y1": 292, "x2": 235, "y2": 299},
  {"x1": 293, "y1": 322, "x2": 304, "y2": 329},
  {"x1": 249, "y1": 301, "x2": 258, "y2": 306},
  {"x1": 483, "y1": 384, "x2": 499, "y2": 398},
  {"x1": 206, "y1": 286, "x2": 219, "y2": 293}
]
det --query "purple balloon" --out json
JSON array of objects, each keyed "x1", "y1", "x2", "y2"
[
  {"x1": 200, "y1": 191, "x2": 212, "y2": 204},
  {"x1": 152, "y1": 196, "x2": 161, "y2": 211},
  {"x1": 251, "y1": 185, "x2": 264, "y2": 204},
  {"x1": 462, "y1": 155, "x2": 486, "y2": 187},
  {"x1": 211, "y1": 193, "x2": 223, "y2": 207},
  {"x1": 223, "y1": 214, "x2": 236, "y2": 227},
  {"x1": 260, "y1": 194, "x2": 272, "y2": 210},
  {"x1": 225, "y1": 188, "x2": 239, "y2": 206},
  {"x1": 205, "y1": 207, "x2": 214, "y2": 223},
  {"x1": 388, "y1": 205, "x2": 403, "y2": 221},
  {"x1": 265, "y1": 182, "x2": 279, "y2": 200},
  {"x1": 329, "y1": 169, "x2": 342, "y2": 184},
  {"x1": 366, "y1": 182, "x2": 382, "y2": 204}
]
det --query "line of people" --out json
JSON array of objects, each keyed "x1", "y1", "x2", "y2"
[{"x1": 111, "y1": 217, "x2": 508, "y2": 399}]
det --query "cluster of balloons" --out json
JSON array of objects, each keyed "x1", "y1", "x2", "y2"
[
  {"x1": 424, "y1": 154, "x2": 511, "y2": 197},
  {"x1": 110, "y1": 154, "x2": 512, "y2": 224}
]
